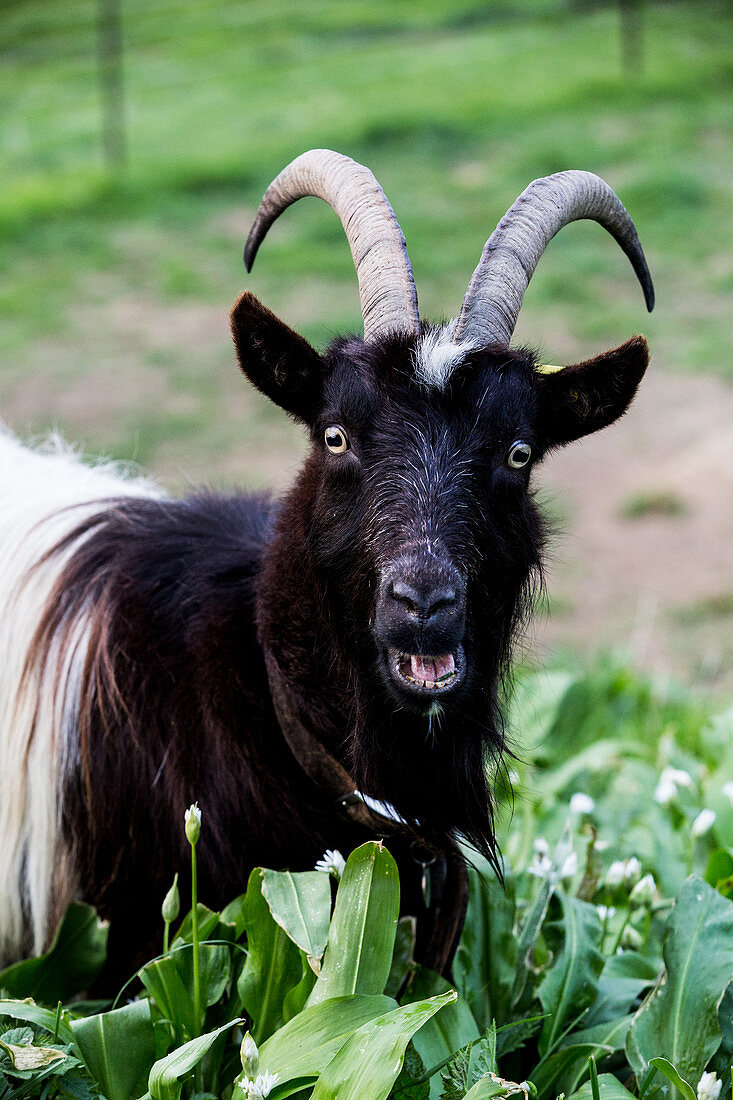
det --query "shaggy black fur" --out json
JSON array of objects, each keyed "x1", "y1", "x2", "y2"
[{"x1": 40, "y1": 296, "x2": 647, "y2": 985}]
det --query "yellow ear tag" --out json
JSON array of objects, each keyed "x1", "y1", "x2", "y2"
[{"x1": 535, "y1": 363, "x2": 566, "y2": 375}]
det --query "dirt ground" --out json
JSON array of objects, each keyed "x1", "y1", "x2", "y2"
[{"x1": 532, "y1": 368, "x2": 733, "y2": 699}]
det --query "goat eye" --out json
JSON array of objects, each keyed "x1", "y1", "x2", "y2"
[
  {"x1": 508, "y1": 441, "x2": 532, "y2": 469},
  {"x1": 324, "y1": 425, "x2": 349, "y2": 454}
]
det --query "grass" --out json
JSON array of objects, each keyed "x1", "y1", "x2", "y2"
[{"x1": 0, "y1": 0, "x2": 731, "y2": 477}]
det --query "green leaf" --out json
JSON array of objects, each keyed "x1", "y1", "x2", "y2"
[
  {"x1": 147, "y1": 1018, "x2": 243, "y2": 1100},
  {"x1": 386, "y1": 917, "x2": 416, "y2": 999},
  {"x1": 310, "y1": 990, "x2": 456, "y2": 1100},
  {"x1": 582, "y1": 952, "x2": 660, "y2": 1029},
  {"x1": 0, "y1": 1037, "x2": 66, "y2": 1071},
  {"x1": 708, "y1": 982, "x2": 733, "y2": 1088},
  {"x1": 439, "y1": 1026, "x2": 498, "y2": 1100},
  {"x1": 0, "y1": 903, "x2": 108, "y2": 1004},
  {"x1": 626, "y1": 876, "x2": 733, "y2": 1088},
  {"x1": 401, "y1": 967, "x2": 479, "y2": 1100},
  {"x1": 71, "y1": 999, "x2": 154, "y2": 1100},
  {"x1": 393, "y1": 1044, "x2": 429, "y2": 1100},
  {"x1": 705, "y1": 850, "x2": 733, "y2": 896},
  {"x1": 0, "y1": 1001, "x2": 75, "y2": 1046},
  {"x1": 538, "y1": 893, "x2": 604, "y2": 1055},
  {"x1": 237, "y1": 869, "x2": 302, "y2": 1042},
  {"x1": 649, "y1": 1058, "x2": 697, "y2": 1100},
  {"x1": 258, "y1": 993, "x2": 395, "y2": 1085},
  {"x1": 531, "y1": 1044, "x2": 612, "y2": 1100},
  {"x1": 453, "y1": 851, "x2": 517, "y2": 1032},
  {"x1": 463, "y1": 1080, "x2": 524, "y2": 1100},
  {"x1": 566, "y1": 1073, "x2": 638, "y2": 1100},
  {"x1": 261, "y1": 869, "x2": 332, "y2": 959},
  {"x1": 307, "y1": 842, "x2": 399, "y2": 1007}
]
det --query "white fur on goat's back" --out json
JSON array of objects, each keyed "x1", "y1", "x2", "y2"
[{"x1": 0, "y1": 426, "x2": 160, "y2": 964}]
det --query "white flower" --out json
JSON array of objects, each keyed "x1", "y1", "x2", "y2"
[
  {"x1": 560, "y1": 851, "x2": 579, "y2": 879},
  {"x1": 722, "y1": 781, "x2": 733, "y2": 806},
  {"x1": 315, "y1": 849, "x2": 346, "y2": 880},
  {"x1": 654, "y1": 777, "x2": 677, "y2": 805},
  {"x1": 606, "y1": 856, "x2": 642, "y2": 888},
  {"x1": 697, "y1": 1072, "x2": 722, "y2": 1100},
  {"x1": 570, "y1": 793, "x2": 595, "y2": 815},
  {"x1": 654, "y1": 767, "x2": 693, "y2": 805},
  {"x1": 527, "y1": 837, "x2": 552, "y2": 878},
  {"x1": 629, "y1": 873, "x2": 657, "y2": 909},
  {"x1": 239, "y1": 1071, "x2": 280, "y2": 1099},
  {"x1": 691, "y1": 808, "x2": 716, "y2": 839},
  {"x1": 184, "y1": 802, "x2": 201, "y2": 844},
  {"x1": 596, "y1": 904, "x2": 616, "y2": 922}
]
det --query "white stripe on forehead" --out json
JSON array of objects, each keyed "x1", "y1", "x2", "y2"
[{"x1": 413, "y1": 324, "x2": 476, "y2": 389}]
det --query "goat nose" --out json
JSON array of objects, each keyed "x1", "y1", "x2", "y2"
[{"x1": 389, "y1": 578, "x2": 458, "y2": 620}]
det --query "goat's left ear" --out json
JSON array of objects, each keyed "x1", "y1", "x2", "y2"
[
  {"x1": 535, "y1": 336, "x2": 649, "y2": 449},
  {"x1": 231, "y1": 291, "x2": 326, "y2": 422}
]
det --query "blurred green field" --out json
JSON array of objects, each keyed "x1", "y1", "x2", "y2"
[
  {"x1": 1, "y1": 0, "x2": 732, "y2": 690},
  {"x1": 1, "y1": 0, "x2": 731, "y2": 470}
]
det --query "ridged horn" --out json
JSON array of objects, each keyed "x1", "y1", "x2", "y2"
[
  {"x1": 244, "y1": 149, "x2": 419, "y2": 343},
  {"x1": 452, "y1": 170, "x2": 655, "y2": 347}
]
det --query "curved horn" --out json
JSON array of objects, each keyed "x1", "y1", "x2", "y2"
[
  {"x1": 244, "y1": 149, "x2": 419, "y2": 343},
  {"x1": 452, "y1": 170, "x2": 655, "y2": 347}
]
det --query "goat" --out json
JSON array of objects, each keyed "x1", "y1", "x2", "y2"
[{"x1": 0, "y1": 150, "x2": 653, "y2": 985}]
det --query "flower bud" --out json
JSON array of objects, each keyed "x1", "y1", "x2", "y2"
[
  {"x1": 697, "y1": 1071, "x2": 722, "y2": 1100},
  {"x1": 240, "y1": 1031, "x2": 259, "y2": 1080},
  {"x1": 621, "y1": 923, "x2": 643, "y2": 950},
  {"x1": 184, "y1": 802, "x2": 202, "y2": 845},
  {"x1": 629, "y1": 873, "x2": 656, "y2": 910},
  {"x1": 691, "y1": 808, "x2": 716, "y2": 839},
  {"x1": 161, "y1": 873, "x2": 180, "y2": 924}
]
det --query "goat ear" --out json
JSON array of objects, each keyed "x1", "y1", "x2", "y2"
[
  {"x1": 231, "y1": 291, "x2": 325, "y2": 421},
  {"x1": 535, "y1": 335, "x2": 649, "y2": 448}
]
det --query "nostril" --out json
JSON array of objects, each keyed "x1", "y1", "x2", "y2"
[
  {"x1": 389, "y1": 580, "x2": 458, "y2": 620},
  {"x1": 389, "y1": 579, "x2": 421, "y2": 615},
  {"x1": 427, "y1": 588, "x2": 457, "y2": 617}
]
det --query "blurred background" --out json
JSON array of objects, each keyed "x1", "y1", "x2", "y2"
[{"x1": 1, "y1": 0, "x2": 731, "y2": 695}]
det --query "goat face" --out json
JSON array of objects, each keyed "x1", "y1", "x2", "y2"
[
  {"x1": 230, "y1": 150, "x2": 652, "y2": 858},
  {"x1": 232, "y1": 293, "x2": 649, "y2": 729}
]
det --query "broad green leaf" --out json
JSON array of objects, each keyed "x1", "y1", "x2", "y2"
[
  {"x1": 705, "y1": 850, "x2": 733, "y2": 896},
  {"x1": 258, "y1": 993, "x2": 395, "y2": 1084},
  {"x1": 566, "y1": 1073, "x2": 638, "y2": 1100},
  {"x1": 142, "y1": 939, "x2": 232, "y2": 1041},
  {"x1": 310, "y1": 990, "x2": 456, "y2": 1100},
  {"x1": 506, "y1": 670, "x2": 575, "y2": 761},
  {"x1": 237, "y1": 869, "x2": 302, "y2": 1042},
  {"x1": 386, "y1": 917, "x2": 416, "y2": 999},
  {"x1": 172, "y1": 905, "x2": 221, "y2": 946},
  {"x1": 261, "y1": 869, "x2": 332, "y2": 959},
  {"x1": 439, "y1": 1025, "x2": 498, "y2": 1100},
  {"x1": 220, "y1": 894, "x2": 247, "y2": 937},
  {"x1": 649, "y1": 1058, "x2": 697, "y2": 1100},
  {"x1": 71, "y1": 998, "x2": 154, "y2": 1100},
  {"x1": 307, "y1": 842, "x2": 399, "y2": 1007},
  {"x1": 626, "y1": 877, "x2": 733, "y2": 1088},
  {"x1": 282, "y1": 949, "x2": 318, "y2": 1023},
  {"x1": 0, "y1": 1000, "x2": 75, "y2": 1046},
  {"x1": 582, "y1": 952, "x2": 660, "y2": 1029},
  {"x1": 538, "y1": 893, "x2": 604, "y2": 1055},
  {"x1": 454, "y1": 852, "x2": 517, "y2": 1032},
  {"x1": 147, "y1": 1018, "x2": 243, "y2": 1100},
  {"x1": 401, "y1": 967, "x2": 479, "y2": 1100},
  {"x1": 0, "y1": 903, "x2": 107, "y2": 1003},
  {"x1": 709, "y1": 982, "x2": 733, "y2": 1086},
  {"x1": 531, "y1": 1043, "x2": 611, "y2": 1100}
]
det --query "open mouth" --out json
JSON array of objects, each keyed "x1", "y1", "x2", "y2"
[{"x1": 386, "y1": 646, "x2": 464, "y2": 697}]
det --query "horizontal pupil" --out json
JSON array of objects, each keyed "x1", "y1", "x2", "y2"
[{"x1": 327, "y1": 433, "x2": 342, "y2": 445}]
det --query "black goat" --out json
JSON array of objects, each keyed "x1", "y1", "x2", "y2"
[{"x1": 0, "y1": 150, "x2": 653, "y2": 984}]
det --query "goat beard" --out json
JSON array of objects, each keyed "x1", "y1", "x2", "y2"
[{"x1": 348, "y1": 675, "x2": 505, "y2": 875}]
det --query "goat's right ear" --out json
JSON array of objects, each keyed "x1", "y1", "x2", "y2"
[{"x1": 231, "y1": 291, "x2": 325, "y2": 422}]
